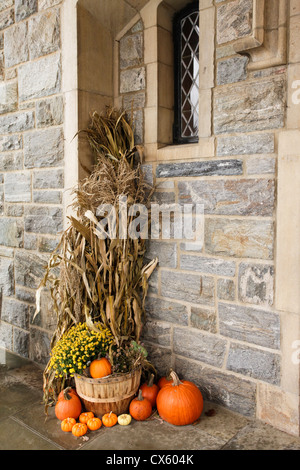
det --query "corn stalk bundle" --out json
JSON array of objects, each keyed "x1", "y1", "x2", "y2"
[{"x1": 36, "y1": 107, "x2": 158, "y2": 405}]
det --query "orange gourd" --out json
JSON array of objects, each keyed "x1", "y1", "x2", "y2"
[
  {"x1": 61, "y1": 417, "x2": 76, "y2": 432},
  {"x1": 87, "y1": 417, "x2": 102, "y2": 431},
  {"x1": 156, "y1": 371, "x2": 203, "y2": 426},
  {"x1": 72, "y1": 422, "x2": 88, "y2": 437},
  {"x1": 129, "y1": 390, "x2": 152, "y2": 421},
  {"x1": 102, "y1": 411, "x2": 118, "y2": 427},
  {"x1": 139, "y1": 374, "x2": 159, "y2": 408},
  {"x1": 79, "y1": 411, "x2": 94, "y2": 424},
  {"x1": 90, "y1": 357, "x2": 112, "y2": 379},
  {"x1": 55, "y1": 388, "x2": 82, "y2": 421}
]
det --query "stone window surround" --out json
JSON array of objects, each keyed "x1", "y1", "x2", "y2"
[
  {"x1": 139, "y1": 0, "x2": 215, "y2": 163},
  {"x1": 138, "y1": 0, "x2": 288, "y2": 163}
]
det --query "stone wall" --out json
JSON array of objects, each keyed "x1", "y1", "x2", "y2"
[
  {"x1": 0, "y1": 0, "x2": 64, "y2": 362},
  {"x1": 0, "y1": 0, "x2": 297, "y2": 431},
  {"x1": 119, "y1": 19, "x2": 145, "y2": 145},
  {"x1": 130, "y1": 0, "x2": 285, "y2": 418}
]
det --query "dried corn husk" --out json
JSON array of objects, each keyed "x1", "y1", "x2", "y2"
[{"x1": 37, "y1": 107, "x2": 158, "y2": 409}]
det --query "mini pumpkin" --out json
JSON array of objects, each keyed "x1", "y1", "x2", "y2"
[
  {"x1": 102, "y1": 411, "x2": 118, "y2": 427},
  {"x1": 129, "y1": 390, "x2": 152, "y2": 421},
  {"x1": 55, "y1": 387, "x2": 82, "y2": 421},
  {"x1": 72, "y1": 422, "x2": 88, "y2": 437},
  {"x1": 61, "y1": 417, "x2": 76, "y2": 432},
  {"x1": 87, "y1": 417, "x2": 102, "y2": 431},
  {"x1": 117, "y1": 414, "x2": 132, "y2": 426},
  {"x1": 90, "y1": 357, "x2": 112, "y2": 379},
  {"x1": 156, "y1": 371, "x2": 203, "y2": 426},
  {"x1": 79, "y1": 411, "x2": 94, "y2": 424},
  {"x1": 140, "y1": 374, "x2": 159, "y2": 408}
]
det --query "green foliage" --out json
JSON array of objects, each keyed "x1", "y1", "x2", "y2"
[{"x1": 109, "y1": 340, "x2": 150, "y2": 375}]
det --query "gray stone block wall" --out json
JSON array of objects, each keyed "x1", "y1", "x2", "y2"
[
  {"x1": 143, "y1": 150, "x2": 278, "y2": 416},
  {"x1": 0, "y1": 0, "x2": 63, "y2": 361},
  {"x1": 139, "y1": 0, "x2": 283, "y2": 418},
  {"x1": 143, "y1": 160, "x2": 279, "y2": 417}
]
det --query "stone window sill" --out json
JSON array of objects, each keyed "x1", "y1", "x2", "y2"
[{"x1": 155, "y1": 137, "x2": 215, "y2": 162}]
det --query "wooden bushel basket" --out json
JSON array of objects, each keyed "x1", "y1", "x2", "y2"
[{"x1": 74, "y1": 367, "x2": 141, "y2": 417}]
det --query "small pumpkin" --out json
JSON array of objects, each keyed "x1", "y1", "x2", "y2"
[
  {"x1": 90, "y1": 357, "x2": 112, "y2": 379},
  {"x1": 79, "y1": 411, "x2": 94, "y2": 424},
  {"x1": 55, "y1": 387, "x2": 82, "y2": 421},
  {"x1": 129, "y1": 390, "x2": 152, "y2": 421},
  {"x1": 158, "y1": 369, "x2": 173, "y2": 389},
  {"x1": 61, "y1": 417, "x2": 76, "y2": 432},
  {"x1": 117, "y1": 414, "x2": 132, "y2": 426},
  {"x1": 140, "y1": 373, "x2": 159, "y2": 408},
  {"x1": 87, "y1": 417, "x2": 102, "y2": 431},
  {"x1": 58, "y1": 387, "x2": 79, "y2": 401},
  {"x1": 72, "y1": 422, "x2": 88, "y2": 437},
  {"x1": 102, "y1": 411, "x2": 118, "y2": 427},
  {"x1": 156, "y1": 371, "x2": 203, "y2": 426}
]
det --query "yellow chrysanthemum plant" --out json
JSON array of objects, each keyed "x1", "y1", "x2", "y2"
[{"x1": 49, "y1": 322, "x2": 114, "y2": 379}]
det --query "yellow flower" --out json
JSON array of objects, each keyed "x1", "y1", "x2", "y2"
[{"x1": 49, "y1": 321, "x2": 113, "y2": 378}]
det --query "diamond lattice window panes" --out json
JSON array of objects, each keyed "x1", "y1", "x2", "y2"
[{"x1": 174, "y1": 2, "x2": 199, "y2": 144}]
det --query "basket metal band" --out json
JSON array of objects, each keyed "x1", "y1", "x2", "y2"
[{"x1": 76, "y1": 385, "x2": 139, "y2": 404}]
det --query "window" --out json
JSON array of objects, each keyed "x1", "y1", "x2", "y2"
[{"x1": 173, "y1": 2, "x2": 200, "y2": 144}]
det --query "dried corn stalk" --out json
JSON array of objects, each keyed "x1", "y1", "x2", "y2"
[{"x1": 36, "y1": 107, "x2": 158, "y2": 405}]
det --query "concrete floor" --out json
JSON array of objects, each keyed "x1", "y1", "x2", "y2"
[{"x1": 1, "y1": 348, "x2": 300, "y2": 451}]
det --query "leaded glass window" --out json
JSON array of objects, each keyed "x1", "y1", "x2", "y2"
[{"x1": 173, "y1": 2, "x2": 199, "y2": 144}]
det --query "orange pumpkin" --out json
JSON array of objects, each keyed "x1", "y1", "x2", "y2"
[
  {"x1": 61, "y1": 417, "x2": 76, "y2": 432},
  {"x1": 55, "y1": 388, "x2": 82, "y2": 421},
  {"x1": 129, "y1": 390, "x2": 152, "y2": 421},
  {"x1": 158, "y1": 369, "x2": 174, "y2": 389},
  {"x1": 72, "y1": 422, "x2": 88, "y2": 437},
  {"x1": 58, "y1": 387, "x2": 79, "y2": 401},
  {"x1": 79, "y1": 411, "x2": 94, "y2": 424},
  {"x1": 90, "y1": 357, "x2": 112, "y2": 379},
  {"x1": 87, "y1": 417, "x2": 102, "y2": 431},
  {"x1": 156, "y1": 371, "x2": 203, "y2": 426},
  {"x1": 102, "y1": 411, "x2": 118, "y2": 427},
  {"x1": 140, "y1": 374, "x2": 159, "y2": 408}
]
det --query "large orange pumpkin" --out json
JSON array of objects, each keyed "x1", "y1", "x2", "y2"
[
  {"x1": 139, "y1": 373, "x2": 159, "y2": 408},
  {"x1": 90, "y1": 357, "x2": 112, "y2": 379},
  {"x1": 156, "y1": 371, "x2": 203, "y2": 426},
  {"x1": 55, "y1": 388, "x2": 82, "y2": 421}
]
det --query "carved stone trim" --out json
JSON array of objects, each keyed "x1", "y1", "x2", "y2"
[
  {"x1": 234, "y1": 0, "x2": 287, "y2": 71},
  {"x1": 233, "y1": 0, "x2": 265, "y2": 52}
]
